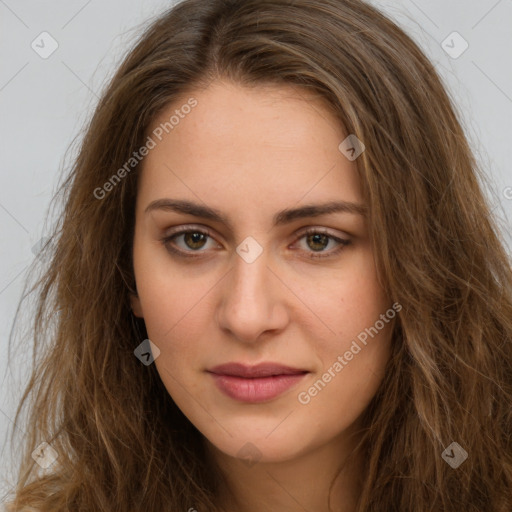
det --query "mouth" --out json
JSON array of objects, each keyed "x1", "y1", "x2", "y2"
[
  {"x1": 206, "y1": 362, "x2": 310, "y2": 402},
  {"x1": 207, "y1": 362, "x2": 309, "y2": 378}
]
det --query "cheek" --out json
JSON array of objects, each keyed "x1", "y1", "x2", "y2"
[
  {"x1": 137, "y1": 276, "x2": 209, "y2": 357},
  {"x1": 133, "y1": 238, "x2": 212, "y2": 335},
  {"x1": 301, "y1": 250, "x2": 393, "y2": 398},
  {"x1": 303, "y1": 251, "x2": 390, "y2": 346},
  {"x1": 300, "y1": 310, "x2": 394, "y2": 422},
  {"x1": 303, "y1": 333, "x2": 392, "y2": 437},
  {"x1": 133, "y1": 257, "x2": 222, "y2": 387}
]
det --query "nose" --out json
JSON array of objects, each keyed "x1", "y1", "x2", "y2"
[{"x1": 215, "y1": 246, "x2": 289, "y2": 344}]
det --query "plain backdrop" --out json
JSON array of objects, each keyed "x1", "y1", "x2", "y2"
[{"x1": 1, "y1": 0, "x2": 511, "y2": 502}]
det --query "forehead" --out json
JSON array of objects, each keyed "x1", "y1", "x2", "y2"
[{"x1": 138, "y1": 80, "x2": 363, "y2": 213}]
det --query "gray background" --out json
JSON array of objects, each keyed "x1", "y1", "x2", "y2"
[{"x1": 1, "y1": 0, "x2": 511, "y2": 502}]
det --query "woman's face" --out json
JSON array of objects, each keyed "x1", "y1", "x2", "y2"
[{"x1": 131, "y1": 79, "x2": 394, "y2": 463}]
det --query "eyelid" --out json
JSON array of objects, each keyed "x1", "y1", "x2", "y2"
[
  {"x1": 163, "y1": 224, "x2": 350, "y2": 241},
  {"x1": 294, "y1": 225, "x2": 350, "y2": 240},
  {"x1": 162, "y1": 224, "x2": 216, "y2": 239}
]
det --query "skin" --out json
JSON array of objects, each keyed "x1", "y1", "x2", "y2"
[{"x1": 130, "y1": 79, "x2": 394, "y2": 512}]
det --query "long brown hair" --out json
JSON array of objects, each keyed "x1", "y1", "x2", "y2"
[{"x1": 5, "y1": 0, "x2": 512, "y2": 510}]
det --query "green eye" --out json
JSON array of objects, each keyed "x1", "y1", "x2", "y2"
[
  {"x1": 295, "y1": 229, "x2": 351, "y2": 259},
  {"x1": 160, "y1": 227, "x2": 350, "y2": 260}
]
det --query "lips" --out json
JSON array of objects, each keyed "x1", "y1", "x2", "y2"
[
  {"x1": 207, "y1": 362, "x2": 309, "y2": 378},
  {"x1": 206, "y1": 362, "x2": 310, "y2": 402}
]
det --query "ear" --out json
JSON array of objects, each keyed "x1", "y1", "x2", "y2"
[{"x1": 130, "y1": 293, "x2": 144, "y2": 318}]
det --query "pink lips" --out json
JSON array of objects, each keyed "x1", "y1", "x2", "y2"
[{"x1": 207, "y1": 362, "x2": 309, "y2": 403}]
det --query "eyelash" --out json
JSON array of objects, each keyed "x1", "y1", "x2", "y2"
[{"x1": 160, "y1": 226, "x2": 351, "y2": 260}]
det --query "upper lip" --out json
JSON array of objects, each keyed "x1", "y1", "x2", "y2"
[{"x1": 207, "y1": 362, "x2": 309, "y2": 378}]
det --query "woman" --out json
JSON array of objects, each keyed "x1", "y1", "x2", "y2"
[{"x1": 6, "y1": 0, "x2": 512, "y2": 510}]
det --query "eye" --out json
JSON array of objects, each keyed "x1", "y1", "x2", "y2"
[
  {"x1": 293, "y1": 228, "x2": 351, "y2": 259},
  {"x1": 160, "y1": 226, "x2": 351, "y2": 259},
  {"x1": 160, "y1": 227, "x2": 219, "y2": 258}
]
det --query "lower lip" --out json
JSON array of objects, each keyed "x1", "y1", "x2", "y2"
[{"x1": 209, "y1": 372, "x2": 308, "y2": 403}]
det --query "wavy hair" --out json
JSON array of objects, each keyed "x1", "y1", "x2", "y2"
[{"x1": 5, "y1": 0, "x2": 512, "y2": 510}]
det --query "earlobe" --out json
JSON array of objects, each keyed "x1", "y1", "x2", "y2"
[{"x1": 130, "y1": 293, "x2": 144, "y2": 318}]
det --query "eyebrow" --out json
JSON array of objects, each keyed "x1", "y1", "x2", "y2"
[{"x1": 144, "y1": 199, "x2": 367, "y2": 230}]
